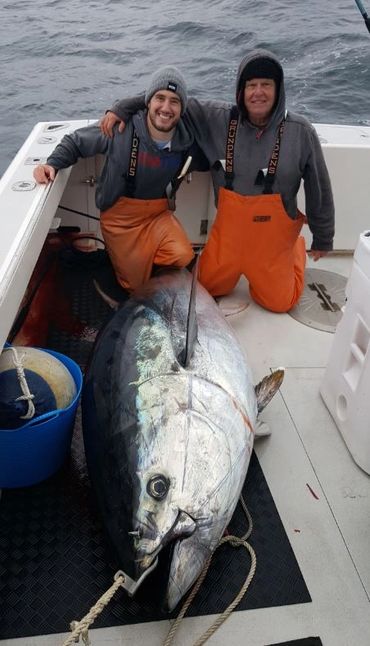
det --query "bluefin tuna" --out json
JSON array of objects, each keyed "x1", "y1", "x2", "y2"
[{"x1": 82, "y1": 267, "x2": 283, "y2": 611}]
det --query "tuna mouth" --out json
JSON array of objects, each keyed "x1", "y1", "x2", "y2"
[
  {"x1": 132, "y1": 511, "x2": 214, "y2": 612},
  {"x1": 136, "y1": 510, "x2": 197, "y2": 574}
]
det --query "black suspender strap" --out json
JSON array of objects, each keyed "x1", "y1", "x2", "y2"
[
  {"x1": 125, "y1": 129, "x2": 191, "y2": 205},
  {"x1": 260, "y1": 117, "x2": 286, "y2": 194},
  {"x1": 224, "y1": 105, "x2": 239, "y2": 190},
  {"x1": 218, "y1": 110, "x2": 288, "y2": 195},
  {"x1": 125, "y1": 128, "x2": 140, "y2": 197}
]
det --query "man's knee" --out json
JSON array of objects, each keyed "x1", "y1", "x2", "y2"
[
  {"x1": 171, "y1": 247, "x2": 194, "y2": 268},
  {"x1": 250, "y1": 282, "x2": 303, "y2": 313}
]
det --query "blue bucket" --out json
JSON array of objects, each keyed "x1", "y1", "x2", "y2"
[{"x1": 0, "y1": 348, "x2": 83, "y2": 488}]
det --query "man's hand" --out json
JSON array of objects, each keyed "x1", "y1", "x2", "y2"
[
  {"x1": 33, "y1": 164, "x2": 56, "y2": 184},
  {"x1": 308, "y1": 250, "x2": 329, "y2": 262},
  {"x1": 99, "y1": 111, "x2": 125, "y2": 138}
]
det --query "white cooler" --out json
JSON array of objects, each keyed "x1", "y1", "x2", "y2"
[{"x1": 320, "y1": 230, "x2": 370, "y2": 474}]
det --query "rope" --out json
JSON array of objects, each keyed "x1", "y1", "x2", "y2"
[
  {"x1": 61, "y1": 573, "x2": 125, "y2": 646},
  {"x1": 60, "y1": 497, "x2": 255, "y2": 646},
  {"x1": 4, "y1": 347, "x2": 35, "y2": 420},
  {"x1": 239, "y1": 494, "x2": 253, "y2": 540},
  {"x1": 163, "y1": 494, "x2": 256, "y2": 646}
]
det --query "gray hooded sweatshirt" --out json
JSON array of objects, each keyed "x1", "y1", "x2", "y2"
[
  {"x1": 46, "y1": 110, "x2": 200, "y2": 211},
  {"x1": 111, "y1": 49, "x2": 335, "y2": 251}
]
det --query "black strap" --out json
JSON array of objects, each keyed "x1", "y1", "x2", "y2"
[
  {"x1": 222, "y1": 110, "x2": 287, "y2": 194},
  {"x1": 256, "y1": 117, "x2": 286, "y2": 194},
  {"x1": 125, "y1": 129, "x2": 189, "y2": 205},
  {"x1": 224, "y1": 105, "x2": 239, "y2": 190},
  {"x1": 125, "y1": 128, "x2": 140, "y2": 197}
]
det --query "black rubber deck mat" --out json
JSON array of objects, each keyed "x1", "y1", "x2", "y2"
[
  {"x1": 0, "y1": 252, "x2": 311, "y2": 640},
  {"x1": 266, "y1": 639, "x2": 323, "y2": 646},
  {"x1": 0, "y1": 448, "x2": 311, "y2": 640}
]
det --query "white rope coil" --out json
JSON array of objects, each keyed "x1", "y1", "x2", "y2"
[{"x1": 4, "y1": 347, "x2": 35, "y2": 420}]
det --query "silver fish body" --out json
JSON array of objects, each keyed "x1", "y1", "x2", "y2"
[{"x1": 82, "y1": 269, "x2": 257, "y2": 611}]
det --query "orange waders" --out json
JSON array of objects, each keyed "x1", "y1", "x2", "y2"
[
  {"x1": 198, "y1": 187, "x2": 306, "y2": 313},
  {"x1": 199, "y1": 110, "x2": 306, "y2": 313},
  {"x1": 100, "y1": 196, "x2": 194, "y2": 291}
]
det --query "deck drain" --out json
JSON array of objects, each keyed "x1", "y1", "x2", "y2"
[{"x1": 289, "y1": 268, "x2": 347, "y2": 333}]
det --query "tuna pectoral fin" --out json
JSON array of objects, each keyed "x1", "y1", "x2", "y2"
[{"x1": 255, "y1": 368, "x2": 284, "y2": 413}]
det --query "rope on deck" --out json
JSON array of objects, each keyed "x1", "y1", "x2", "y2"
[
  {"x1": 61, "y1": 573, "x2": 125, "y2": 645},
  {"x1": 163, "y1": 495, "x2": 256, "y2": 646},
  {"x1": 60, "y1": 496, "x2": 255, "y2": 646}
]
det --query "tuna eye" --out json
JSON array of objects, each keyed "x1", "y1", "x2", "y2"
[{"x1": 147, "y1": 475, "x2": 170, "y2": 500}]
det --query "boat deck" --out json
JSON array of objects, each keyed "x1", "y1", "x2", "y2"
[{"x1": 1, "y1": 254, "x2": 369, "y2": 646}]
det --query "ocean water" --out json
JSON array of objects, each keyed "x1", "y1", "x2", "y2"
[{"x1": 1, "y1": 0, "x2": 370, "y2": 176}]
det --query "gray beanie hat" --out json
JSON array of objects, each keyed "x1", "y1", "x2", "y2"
[{"x1": 145, "y1": 66, "x2": 188, "y2": 114}]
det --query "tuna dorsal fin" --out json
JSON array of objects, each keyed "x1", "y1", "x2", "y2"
[
  {"x1": 255, "y1": 368, "x2": 284, "y2": 413},
  {"x1": 180, "y1": 255, "x2": 199, "y2": 368}
]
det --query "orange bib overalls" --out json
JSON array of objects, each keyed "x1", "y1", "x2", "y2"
[
  {"x1": 100, "y1": 129, "x2": 194, "y2": 291},
  {"x1": 101, "y1": 196, "x2": 194, "y2": 291},
  {"x1": 199, "y1": 113, "x2": 306, "y2": 313}
]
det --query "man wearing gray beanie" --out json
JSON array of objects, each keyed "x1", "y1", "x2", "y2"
[
  {"x1": 32, "y1": 66, "x2": 207, "y2": 297},
  {"x1": 102, "y1": 49, "x2": 334, "y2": 314},
  {"x1": 145, "y1": 66, "x2": 188, "y2": 115}
]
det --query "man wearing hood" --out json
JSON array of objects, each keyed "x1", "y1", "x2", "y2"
[
  {"x1": 33, "y1": 67, "x2": 207, "y2": 294},
  {"x1": 101, "y1": 49, "x2": 334, "y2": 313}
]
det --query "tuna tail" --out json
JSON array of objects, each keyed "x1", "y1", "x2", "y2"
[
  {"x1": 178, "y1": 255, "x2": 199, "y2": 367},
  {"x1": 255, "y1": 368, "x2": 285, "y2": 413}
]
